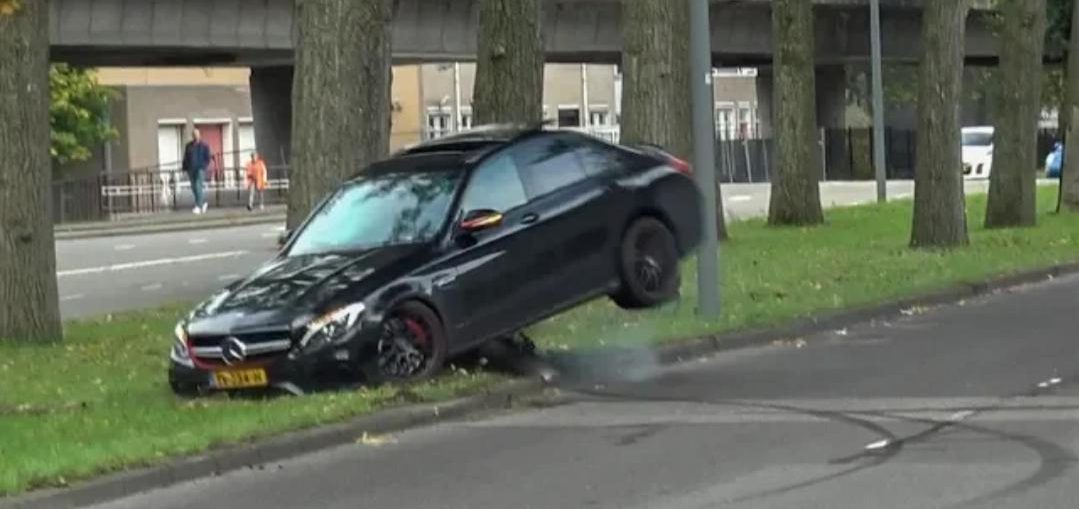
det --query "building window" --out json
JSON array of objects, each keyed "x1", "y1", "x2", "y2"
[
  {"x1": 715, "y1": 107, "x2": 735, "y2": 140},
  {"x1": 426, "y1": 111, "x2": 451, "y2": 140},
  {"x1": 558, "y1": 107, "x2": 581, "y2": 127},
  {"x1": 589, "y1": 110, "x2": 609, "y2": 127}
]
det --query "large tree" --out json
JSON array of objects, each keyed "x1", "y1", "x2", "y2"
[
  {"x1": 620, "y1": 0, "x2": 726, "y2": 239},
  {"x1": 287, "y1": 0, "x2": 393, "y2": 229},
  {"x1": 767, "y1": 0, "x2": 824, "y2": 226},
  {"x1": 0, "y1": 0, "x2": 62, "y2": 341},
  {"x1": 1061, "y1": 0, "x2": 1079, "y2": 211},
  {"x1": 472, "y1": 0, "x2": 544, "y2": 124},
  {"x1": 986, "y1": 0, "x2": 1047, "y2": 228},
  {"x1": 911, "y1": 0, "x2": 971, "y2": 248}
]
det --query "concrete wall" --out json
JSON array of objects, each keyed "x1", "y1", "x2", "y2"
[
  {"x1": 391, "y1": 65, "x2": 425, "y2": 150},
  {"x1": 121, "y1": 85, "x2": 253, "y2": 171}
]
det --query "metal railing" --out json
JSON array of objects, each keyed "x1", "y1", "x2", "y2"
[{"x1": 53, "y1": 165, "x2": 289, "y2": 224}]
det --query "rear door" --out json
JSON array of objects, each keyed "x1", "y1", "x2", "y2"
[{"x1": 510, "y1": 134, "x2": 622, "y2": 318}]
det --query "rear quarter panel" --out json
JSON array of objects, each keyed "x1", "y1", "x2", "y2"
[{"x1": 615, "y1": 166, "x2": 703, "y2": 256}]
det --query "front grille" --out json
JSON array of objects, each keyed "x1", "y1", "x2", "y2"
[{"x1": 188, "y1": 331, "x2": 293, "y2": 366}]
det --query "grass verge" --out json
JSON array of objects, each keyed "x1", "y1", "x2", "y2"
[
  {"x1": 3, "y1": 185, "x2": 1078, "y2": 496},
  {"x1": 530, "y1": 185, "x2": 1079, "y2": 349}
]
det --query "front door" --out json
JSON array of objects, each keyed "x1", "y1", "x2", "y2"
[{"x1": 437, "y1": 151, "x2": 533, "y2": 346}]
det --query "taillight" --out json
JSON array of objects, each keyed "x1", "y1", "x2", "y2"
[{"x1": 668, "y1": 156, "x2": 692, "y2": 175}]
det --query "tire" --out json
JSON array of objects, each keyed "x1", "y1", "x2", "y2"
[
  {"x1": 363, "y1": 301, "x2": 448, "y2": 385},
  {"x1": 612, "y1": 216, "x2": 681, "y2": 309}
]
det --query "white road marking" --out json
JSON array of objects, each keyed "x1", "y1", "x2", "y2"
[
  {"x1": 949, "y1": 410, "x2": 976, "y2": 422},
  {"x1": 141, "y1": 283, "x2": 163, "y2": 292},
  {"x1": 728, "y1": 195, "x2": 753, "y2": 203},
  {"x1": 60, "y1": 294, "x2": 84, "y2": 302},
  {"x1": 57, "y1": 251, "x2": 249, "y2": 278},
  {"x1": 114, "y1": 244, "x2": 136, "y2": 251},
  {"x1": 218, "y1": 274, "x2": 241, "y2": 281},
  {"x1": 188, "y1": 238, "x2": 208, "y2": 245},
  {"x1": 864, "y1": 440, "x2": 891, "y2": 451}
]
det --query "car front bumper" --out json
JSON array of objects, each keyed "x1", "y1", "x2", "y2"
[{"x1": 169, "y1": 331, "x2": 381, "y2": 396}]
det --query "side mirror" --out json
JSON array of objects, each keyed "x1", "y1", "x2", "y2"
[{"x1": 459, "y1": 209, "x2": 503, "y2": 234}]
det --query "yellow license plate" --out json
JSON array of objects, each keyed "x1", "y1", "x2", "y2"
[{"x1": 212, "y1": 369, "x2": 268, "y2": 389}]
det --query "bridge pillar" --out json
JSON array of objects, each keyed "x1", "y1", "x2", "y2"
[
  {"x1": 756, "y1": 65, "x2": 850, "y2": 135},
  {"x1": 249, "y1": 66, "x2": 294, "y2": 169},
  {"x1": 815, "y1": 65, "x2": 849, "y2": 130}
]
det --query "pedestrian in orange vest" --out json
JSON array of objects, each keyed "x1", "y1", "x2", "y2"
[{"x1": 245, "y1": 152, "x2": 268, "y2": 211}]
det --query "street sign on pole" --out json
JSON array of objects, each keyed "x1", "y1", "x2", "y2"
[
  {"x1": 870, "y1": 0, "x2": 888, "y2": 202},
  {"x1": 689, "y1": 0, "x2": 720, "y2": 318}
]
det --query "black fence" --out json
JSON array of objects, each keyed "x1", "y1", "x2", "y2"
[
  {"x1": 719, "y1": 127, "x2": 1062, "y2": 185},
  {"x1": 52, "y1": 165, "x2": 289, "y2": 224}
]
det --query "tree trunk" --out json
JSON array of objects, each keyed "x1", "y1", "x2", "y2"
[
  {"x1": 473, "y1": 0, "x2": 544, "y2": 124},
  {"x1": 0, "y1": 0, "x2": 62, "y2": 342},
  {"x1": 287, "y1": 0, "x2": 393, "y2": 229},
  {"x1": 986, "y1": 0, "x2": 1046, "y2": 228},
  {"x1": 1061, "y1": 0, "x2": 1079, "y2": 211},
  {"x1": 767, "y1": 0, "x2": 824, "y2": 226},
  {"x1": 621, "y1": 0, "x2": 726, "y2": 239},
  {"x1": 911, "y1": 0, "x2": 971, "y2": 248}
]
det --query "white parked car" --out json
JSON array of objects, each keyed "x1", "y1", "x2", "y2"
[{"x1": 961, "y1": 126, "x2": 993, "y2": 179}]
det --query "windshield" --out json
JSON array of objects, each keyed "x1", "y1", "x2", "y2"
[
  {"x1": 961, "y1": 131, "x2": 993, "y2": 147},
  {"x1": 288, "y1": 171, "x2": 461, "y2": 256}
]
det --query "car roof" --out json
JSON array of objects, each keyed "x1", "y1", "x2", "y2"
[
  {"x1": 349, "y1": 151, "x2": 471, "y2": 181},
  {"x1": 394, "y1": 121, "x2": 559, "y2": 158},
  {"x1": 353, "y1": 122, "x2": 613, "y2": 181}
]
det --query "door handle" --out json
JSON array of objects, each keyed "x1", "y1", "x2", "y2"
[{"x1": 521, "y1": 213, "x2": 539, "y2": 225}]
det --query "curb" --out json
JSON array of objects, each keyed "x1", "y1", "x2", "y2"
[
  {"x1": 4, "y1": 262, "x2": 1077, "y2": 508},
  {"x1": 0, "y1": 379, "x2": 549, "y2": 509},
  {"x1": 54, "y1": 214, "x2": 286, "y2": 241}
]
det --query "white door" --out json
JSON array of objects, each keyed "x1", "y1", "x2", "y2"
[
  {"x1": 157, "y1": 124, "x2": 183, "y2": 205},
  {"x1": 157, "y1": 124, "x2": 183, "y2": 171},
  {"x1": 238, "y1": 122, "x2": 256, "y2": 163}
]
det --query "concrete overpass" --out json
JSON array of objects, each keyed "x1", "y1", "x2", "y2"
[
  {"x1": 50, "y1": 0, "x2": 1001, "y2": 168},
  {"x1": 52, "y1": 0, "x2": 999, "y2": 67}
]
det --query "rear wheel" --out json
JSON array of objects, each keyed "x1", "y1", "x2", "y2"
[
  {"x1": 365, "y1": 301, "x2": 447, "y2": 384},
  {"x1": 612, "y1": 217, "x2": 681, "y2": 309}
]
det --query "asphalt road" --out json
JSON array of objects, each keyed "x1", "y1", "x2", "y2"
[
  {"x1": 55, "y1": 179, "x2": 1010, "y2": 319},
  {"x1": 84, "y1": 264, "x2": 1079, "y2": 508}
]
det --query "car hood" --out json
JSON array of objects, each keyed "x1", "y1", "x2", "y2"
[{"x1": 186, "y1": 245, "x2": 426, "y2": 330}]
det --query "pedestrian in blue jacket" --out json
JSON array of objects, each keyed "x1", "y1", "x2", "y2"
[{"x1": 181, "y1": 128, "x2": 212, "y2": 214}]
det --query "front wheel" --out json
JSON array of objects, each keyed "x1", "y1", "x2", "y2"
[
  {"x1": 363, "y1": 301, "x2": 447, "y2": 385},
  {"x1": 612, "y1": 217, "x2": 681, "y2": 309}
]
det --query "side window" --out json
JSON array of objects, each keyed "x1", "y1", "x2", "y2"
[
  {"x1": 514, "y1": 136, "x2": 589, "y2": 198},
  {"x1": 459, "y1": 153, "x2": 527, "y2": 213}
]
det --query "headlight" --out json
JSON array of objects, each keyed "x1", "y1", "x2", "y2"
[
  {"x1": 299, "y1": 303, "x2": 366, "y2": 351},
  {"x1": 170, "y1": 322, "x2": 194, "y2": 368}
]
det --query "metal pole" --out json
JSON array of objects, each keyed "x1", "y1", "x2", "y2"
[
  {"x1": 689, "y1": 0, "x2": 720, "y2": 318},
  {"x1": 452, "y1": 63, "x2": 462, "y2": 132},
  {"x1": 581, "y1": 64, "x2": 590, "y2": 129},
  {"x1": 870, "y1": 0, "x2": 888, "y2": 202}
]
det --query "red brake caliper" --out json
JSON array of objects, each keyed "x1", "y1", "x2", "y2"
[{"x1": 403, "y1": 318, "x2": 429, "y2": 350}]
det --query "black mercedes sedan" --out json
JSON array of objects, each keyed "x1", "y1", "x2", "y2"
[{"x1": 169, "y1": 124, "x2": 701, "y2": 395}]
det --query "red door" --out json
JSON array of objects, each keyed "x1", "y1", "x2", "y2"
[{"x1": 195, "y1": 123, "x2": 224, "y2": 181}]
